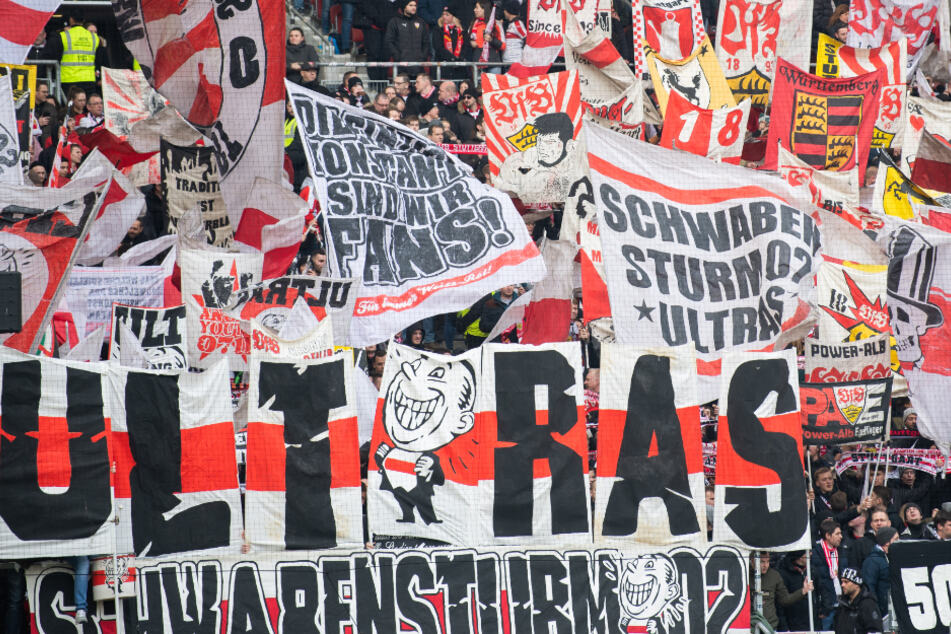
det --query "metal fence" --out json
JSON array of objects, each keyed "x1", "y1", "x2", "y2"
[{"x1": 315, "y1": 61, "x2": 501, "y2": 92}]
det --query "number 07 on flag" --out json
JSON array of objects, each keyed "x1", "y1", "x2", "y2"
[{"x1": 660, "y1": 91, "x2": 751, "y2": 165}]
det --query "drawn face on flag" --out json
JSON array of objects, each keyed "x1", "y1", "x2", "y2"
[
  {"x1": 619, "y1": 554, "x2": 683, "y2": 626},
  {"x1": 382, "y1": 356, "x2": 477, "y2": 452},
  {"x1": 887, "y1": 227, "x2": 944, "y2": 367}
]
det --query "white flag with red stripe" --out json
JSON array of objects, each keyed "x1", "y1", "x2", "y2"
[
  {"x1": 0, "y1": 0, "x2": 60, "y2": 65},
  {"x1": 563, "y1": 8, "x2": 648, "y2": 128},
  {"x1": 836, "y1": 39, "x2": 907, "y2": 149},
  {"x1": 507, "y1": 0, "x2": 564, "y2": 78},
  {"x1": 67, "y1": 150, "x2": 145, "y2": 266},
  {"x1": 658, "y1": 90, "x2": 750, "y2": 165},
  {"x1": 234, "y1": 178, "x2": 307, "y2": 280},
  {"x1": 484, "y1": 239, "x2": 578, "y2": 343},
  {"x1": 112, "y1": 0, "x2": 285, "y2": 228},
  {"x1": 632, "y1": 0, "x2": 707, "y2": 77}
]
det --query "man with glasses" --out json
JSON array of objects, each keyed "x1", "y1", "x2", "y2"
[{"x1": 393, "y1": 74, "x2": 412, "y2": 99}]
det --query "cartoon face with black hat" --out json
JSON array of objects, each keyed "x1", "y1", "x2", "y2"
[{"x1": 887, "y1": 226, "x2": 944, "y2": 367}]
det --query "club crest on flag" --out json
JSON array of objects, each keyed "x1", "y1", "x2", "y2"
[
  {"x1": 791, "y1": 91, "x2": 862, "y2": 169},
  {"x1": 506, "y1": 122, "x2": 539, "y2": 151},
  {"x1": 833, "y1": 384, "x2": 868, "y2": 424},
  {"x1": 642, "y1": 8, "x2": 694, "y2": 60},
  {"x1": 726, "y1": 67, "x2": 771, "y2": 105},
  {"x1": 657, "y1": 54, "x2": 711, "y2": 107}
]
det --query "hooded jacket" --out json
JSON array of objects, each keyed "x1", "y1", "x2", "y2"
[
  {"x1": 832, "y1": 585, "x2": 884, "y2": 634},
  {"x1": 385, "y1": 10, "x2": 430, "y2": 62}
]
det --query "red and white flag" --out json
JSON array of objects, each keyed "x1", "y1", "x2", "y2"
[
  {"x1": 836, "y1": 39, "x2": 907, "y2": 149},
  {"x1": 0, "y1": 182, "x2": 103, "y2": 353},
  {"x1": 113, "y1": 0, "x2": 285, "y2": 227},
  {"x1": 659, "y1": 90, "x2": 751, "y2": 165},
  {"x1": 234, "y1": 178, "x2": 307, "y2": 280},
  {"x1": 484, "y1": 239, "x2": 577, "y2": 344},
  {"x1": 912, "y1": 130, "x2": 951, "y2": 194},
  {"x1": 246, "y1": 354, "x2": 362, "y2": 550},
  {"x1": 632, "y1": 0, "x2": 706, "y2": 77},
  {"x1": 715, "y1": 0, "x2": 812, "y2": 108},
  {"x1": 67, "y1": 150, "x2": 145, "y2": 266},
  {"x1": 878, "y1": 218, "x2": 951, "y2": 442},
  {"x1": 563, "y1": 8, "x2": 649, "y2": 127},
  {"x1": 108, "y1": 360, "x2": 243, "y2": 556},
  {"x1": 507, "y1": 0, "x2": 563, "y2": 77},
  {"x1": 847, "y1": 0, "x2": 950, "y2": 71},
  {"x1": 0, "y1": 0, "x2": 60, "y2": 65}
]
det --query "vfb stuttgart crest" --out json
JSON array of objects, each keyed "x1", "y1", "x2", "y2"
[
  {"x1": 834, "y1": 384, "x2": 867, "y2": 424},
  {"x1": 791, "y1": 91, "x2": 864, "y2": 170}
]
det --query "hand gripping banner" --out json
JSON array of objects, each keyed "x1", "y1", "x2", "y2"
[
  {"x1": 246, "y1": 353, "x2": 362, "y2": 550},
  {"x1": 108, "y1": 360, "x2": 243, "y2": 557},
  {"x1": 586, "y1": 122, "x2": 820, "y2": 361},
  {"x1": 0, "y1": 349, "x2": 113, "y2": 557},
  {"x1": 595, "y1": 344, "x2": 706, "y2": 546},
  {"x1": 713, "y1": 349, "x2": 810, "y2": 551}
]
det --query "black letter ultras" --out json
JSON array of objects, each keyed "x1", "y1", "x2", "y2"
[
  {"x1": 368, "y1": 342, "x2": 590, "y2": 546},
  {"x1": 109, "y1": 360, "x2": 243, "y2": 556},
  {"x1": 0, "y1": 350, "x2": 113, "y2": 557},
  {"x1": 595, "y1": 344, "x2": 706, "y2": 546},
  {"x1": 246, "y1": 354, "x2": 363, "y2": 550},
  {"x1": 713, "y1": 350, "x2": 809, "y2": 551}
]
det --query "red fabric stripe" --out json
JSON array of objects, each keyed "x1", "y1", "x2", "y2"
[
  {"x1": 581, "y1": 38, "x2": 619, "y2": 69},
  {"x1": 80, "y1": 128, "x2": 157, "y2": 169},
  {"x1": 246, "y1": 422, "x2": 284, "y2": 491},
  {"x1": 329, "y1": 417, "x2": 360, "y2": 488},
  {"x1": 234, "y1": 206, "x2": 276, "y2": 249},
  {"x1": 912, "y1": 157, "x2": 951, "y2": 193},
  {"x1": 0, "y1": 0, "x2": 54, "y2": 46},
  {"x1": 111, "y1": 431, "x2": 134, "y2": 499},
  {"x1": 142, "y1": 0, "x2": 187, "y2": 23},
  {"x1": 521, "y1": 297, "x2": 571, "y2": 344},
  {"x1": 151, "y1": 10, "x2": 219, "y2": 90},
  {"x1": 262, "y1": 0, "x2": 286, "y2": 105},
  {"x1": 187, "y1": 63, "x2": 223, "y2": 126},
  {"x1": 262, "y1": 242, "x2": 300, "y2": 280},
  {"x1": 180, "y1": 422, "x2": 238, "y2": 492},
  {"x1": 588, "y1": 153, "x2": 788, "y2": 205}
]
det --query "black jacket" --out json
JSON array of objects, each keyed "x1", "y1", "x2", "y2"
[
  {"x1": 286, "y1": 41, "x2": 319, "y2": 84},
  {"x1": 385, "y1": 13, "x2": 430, "y2": 62},
  {"x1": 478, "y1": 291, "x2": 516, "y2": 338},
  {"x1": 844, "y1": 531, "x2": 876, "y2": 569},
  {"x1": 833, "y1": 586, "x2": 883, "y2": 634},
  {"x1": 811, "y1": 540, "x2": 850, "y2": 616},
  {"x1": 777, "y1": 554, "x2": 814, "y2": 631},
  {"x1": 358, "y1": 0, "x2": 398, "y2": 30}
]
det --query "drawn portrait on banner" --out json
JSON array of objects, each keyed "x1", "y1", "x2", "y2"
[{"x1": 375, "y1": 355, "x2": 478, "y2": 526}]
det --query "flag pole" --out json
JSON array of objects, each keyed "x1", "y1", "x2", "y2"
[
  {"x1": 111, "y1": 461, "x2": 125, "y2": 634},
  {"x1": 806, "y1": 455, "x2": 815, "y2": 633}
]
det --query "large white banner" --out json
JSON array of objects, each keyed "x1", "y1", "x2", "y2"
[
  {"x1": 287, "y1": 82, "x2": 544, "y2": 346},
  {"x1": 585, "y1": 123, "x2": 819, "y2": 362}
]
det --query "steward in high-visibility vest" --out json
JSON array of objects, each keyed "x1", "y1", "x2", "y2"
[
  {"x1": 284, "y1": 102, "x2": 306, "y2": 191},
  {"x1": 59, "y1": 25, "x2": 100, "y2": 86},
  {"x1": 456, "y1": 294, "x2": 492, "y2": 350},
  {"x1": 284, "y1": 118, "x2": 298, "y2": 148}
]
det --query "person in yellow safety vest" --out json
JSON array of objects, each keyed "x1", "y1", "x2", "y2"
[
  {"x1": 284, "y1": 101, "x2": 307, "y2": 191},
  {"x1": 50, "y1": 10, "x2": 103, "y2": 97},
  {"x1": 456, "y1": 294, "x2": 491, "y2": 350}
]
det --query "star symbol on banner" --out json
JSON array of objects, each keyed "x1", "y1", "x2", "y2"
[{"x1": 635, "y1": 300, "x2": 655, "y2": 322}]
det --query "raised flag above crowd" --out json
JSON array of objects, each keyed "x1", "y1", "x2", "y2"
[{"x1": 2, "y1": 0, "x2": 951, "y2": 632}]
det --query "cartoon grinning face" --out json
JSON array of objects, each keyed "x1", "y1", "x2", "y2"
[
  {"x1": 383, "y1": 355, "x2": 477, "y2": 452},
  {"x1": 619, "y1": 555, "x2": 681, "y2": 620}
]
